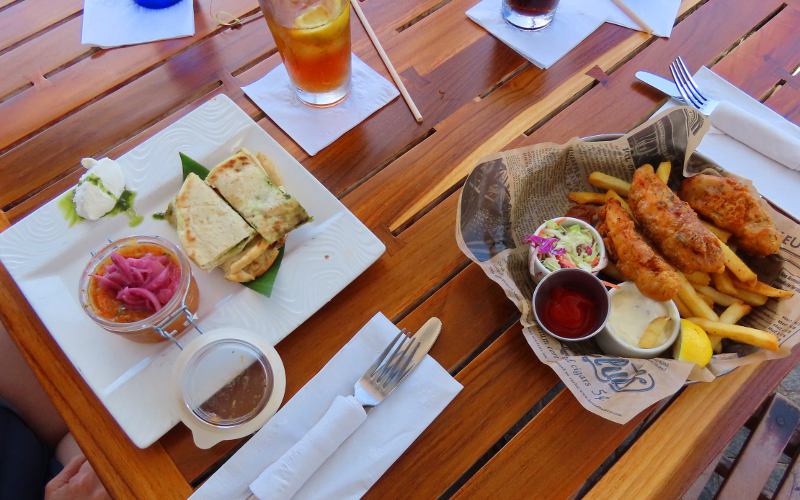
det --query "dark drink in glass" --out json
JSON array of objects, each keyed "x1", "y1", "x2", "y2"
[{"x1": 502, "y1": 0, "x2": 560, "y2": 30}]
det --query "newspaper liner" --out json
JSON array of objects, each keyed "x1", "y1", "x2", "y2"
[{"x1": 455, "y1": 107, "x2": 800, "y2": 424}]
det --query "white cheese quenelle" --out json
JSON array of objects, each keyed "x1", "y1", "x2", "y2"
[{"x1": 73, "y1": 158, "x2": 126, "y2": 220}]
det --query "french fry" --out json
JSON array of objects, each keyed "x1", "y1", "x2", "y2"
[
  {"x1": 730, "y1": 279, "x2": 794, "y2": 299},
  {"x1": 719, "y1": 301, "x2": 751, "y2": 325},
  {"x1": 731, "y1": 287, "x2": 768, "y2": 307},
  {"x1": 709, "y1": 335, "x2": 723, "y2": 353},
  {"x1": 685, "y1": 271, "x2": 711, "y2": 287},
  {"x1": 678, "y1": 274, "x2": 719, "y2": 321},
  {"x1": 656, "y1": 161, "x2": 671, "y2": 184},
  {"x1": 698, "y1": 293, "x2": 714, "y2": 308},
  {"x1": 673, "y1": 296, "x2": 692, "y2": 318},
  {"x1": 694, "y1": 285, "x2": 738, "y2": 307},
  {"x1": 568, "y1": 191, "x2": 606, "y2": 205},
  {"x1": 711, "y1": 272, "x2": 737, "y2": 296},
  {"x1": 711, "y1": 301, "x2": 752, "y2": 353},
  {"x1": 605, "y1": 190, "x2": 631, "y2": 212},
  {"x1": 589, "y1": 172, "x2": 631, "y2": 197},
  {"x1": 701, "y1": 221, "x2": 731, "y2": 243},
  {"x1": 688, "y1": 318, "x2": 779, "y2": 351},
  {"x1": 719, "y1": 240, "x2": 757, "y2": 285}
]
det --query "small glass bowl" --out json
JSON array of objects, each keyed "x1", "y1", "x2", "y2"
[
  {"x1": 181, "y1": 338, "x2": 273, "y2": 428},
  {"x1": 79, "y1": 236, "x2": 200, "y2": 343}
]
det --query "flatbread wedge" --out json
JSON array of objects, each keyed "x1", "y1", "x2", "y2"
[
  {"x1": 221, "y1": 236, "x2": 281, "y2": 282},
  {"x1": 174, "y1": 173, "x2": 255, "y2": 271},
  {"x1": 206, "y1": 150, "x2": 310, "y2": 246}
]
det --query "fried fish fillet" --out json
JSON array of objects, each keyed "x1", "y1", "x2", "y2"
[
  {"x1": 679, "y1": 174, "x2": 780, "y2": 257},
  {"x1": 629, "y1": 165, "x2": 724, "y2": 274},
  {"x1": 598, "y1": 199, "x2": 680, "y2": 301}
]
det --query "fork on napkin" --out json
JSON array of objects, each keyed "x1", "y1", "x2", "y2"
[{"x1": 190, "y1": 313, "x2": 462, "y2": 500}]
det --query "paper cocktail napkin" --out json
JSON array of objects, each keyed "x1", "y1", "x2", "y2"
[
  {"x1": 656, "y1": 67, "x2": 800, "y2": 219},
  {"x1": 586, "y1": 0, "x2": 681, "y2": 38},
  {"x1": 467, "y1": 0, "x2": 605, "y2": 69},
  {"x1": 191, "y1": 313, "x2": 462, "y2": 500},
  {"x1": 468, "y1": 0, "x2": 681, "y2": 69},
  {"x1": 242, "y1": 55, "x2": 399, "y2": 156},
  {"x1": 82, "y1": 0, "x2": 195, "y2": 48}
]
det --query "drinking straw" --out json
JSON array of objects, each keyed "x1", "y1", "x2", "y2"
[
  {"x1": 350, "y1": 0, "x2": 424, "y2": 123},
  {"x1": 610, "y1": 0, "x2": 654, "y2": 34}
]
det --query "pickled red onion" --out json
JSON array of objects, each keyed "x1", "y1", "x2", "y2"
[{"x1": 93, "y1": 252, "x2": 180, "y2": 313}]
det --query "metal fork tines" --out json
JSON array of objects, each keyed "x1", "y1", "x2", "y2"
[
  {"x1": 669, "y1": 56, "x2": 716, "y2": 113},
  {"x1": 355, "y1": 329, "x2": 420, "y2": 408}
]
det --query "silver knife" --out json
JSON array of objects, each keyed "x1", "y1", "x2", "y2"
[
  {"x1": 635, "y1": 70, "x2": 681, "y2": 99},
  {"x1": 248, "y1": 318, "x2": 442, "y2": 500}
]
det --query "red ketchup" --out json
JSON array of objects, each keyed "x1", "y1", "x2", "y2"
[{"x1": 539, "y1": 285, "x2": 600, "y2": 338}]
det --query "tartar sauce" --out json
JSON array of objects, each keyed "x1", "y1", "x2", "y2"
[{"x1": 607, "y1": 283, "x2": 671, "y2": 347}]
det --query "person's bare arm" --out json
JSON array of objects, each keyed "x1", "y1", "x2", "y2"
[{"x1": 0, "y1": 323, "x2": 67, "y2": 448}]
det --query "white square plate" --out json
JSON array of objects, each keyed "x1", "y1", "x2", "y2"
[{"x1": 0, "y1": 95, "x2": 385, "y2": 448}]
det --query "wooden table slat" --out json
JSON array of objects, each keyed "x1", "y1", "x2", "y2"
[
  {"x1": 2, "y1": 0, "x2": 799, "y2": 496},
  {"x1": 0, "y1": 0, "x2": 81, "y2": 52}
]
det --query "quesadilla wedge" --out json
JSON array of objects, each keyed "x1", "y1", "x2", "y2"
[
  {"x1": 221, "y1": 236, "x2": 281, "y2": 282},
  {"x1": 206, "y1": 150, "x2": 310, "y2": 246},
  {"x1": 174, "y1": 173, "x2": 255, "y2": 271}
]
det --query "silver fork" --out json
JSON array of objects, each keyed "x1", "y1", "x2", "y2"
[
  {"x1": 669, "y1": 56, "x2": 719, "y2": 115},
  {"x1": 355, "y1": 329, "x2": 421, "y2": 408},
  {"x1": 248, "y1": 330, "x2": 423, "y2": 499}
]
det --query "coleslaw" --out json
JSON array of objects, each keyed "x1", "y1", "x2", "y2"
[{"x1": 526, "y1": 220, "x2": 600, "y2": 272}]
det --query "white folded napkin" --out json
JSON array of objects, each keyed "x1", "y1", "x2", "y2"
[
  {"x1": 656, "y1": 67, "x2": 800, "y2": 218},
  {"x1": 191, "y1": 313, "x2": 462, "y2": 500},
  {"x1": 242, "y1": 55, "x2": 399, "y2": 156},
  {"x1": 710, "y1": 101, "x2": 800, "y2": 172},
  {"x1": 81, "y1": 0, "x2": 195, "y2": 48},
  {"x1": 467, "y1": 0, "x2": 605, "y2": 69}
]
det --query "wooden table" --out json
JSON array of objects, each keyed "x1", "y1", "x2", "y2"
[{"x1": 2, "y1": 0, "x2": 799, "y2": 497}]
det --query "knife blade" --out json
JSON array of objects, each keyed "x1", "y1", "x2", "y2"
[
  {"x1": 411, "y1": 317, "x2": 441, "y2": 367},
  {"x1": 635, "y1": 70, "x2": 681, "y2": 99}
]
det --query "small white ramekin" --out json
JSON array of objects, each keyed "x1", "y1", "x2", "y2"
[
  {"x1": 528, "y1": 217, "x2": 607, "y2": 283},
  {"x1": 595, "y1": 282, "x2": 681, "y2": 358}
]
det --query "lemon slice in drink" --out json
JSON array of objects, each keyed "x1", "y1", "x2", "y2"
[
  {"x1": 294, "y1": 0, "x2": 344, "y2": 30},
  {"x1": 674, "y1": 319, "x2": 713, "y2": 367}
]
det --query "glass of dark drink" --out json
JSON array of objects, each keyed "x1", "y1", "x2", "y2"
[{"x1": 502, "y1": 0, "x2": 560, "y2": 30}]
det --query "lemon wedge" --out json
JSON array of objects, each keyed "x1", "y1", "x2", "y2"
[
  {"x1": 294, "y1": 0, "x2": 342, "y2": 29},
  {"x1": 674, "y1": 319, "x2": 713, "y2": 367}
]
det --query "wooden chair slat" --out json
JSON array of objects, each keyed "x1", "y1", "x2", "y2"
[
  {"x1": 774, "y1": 447, "x2": 800, "y2": 500},
  {"x1": 586, "y1": 349, "x2": 800, "y2": 499},
  {"x1": 717, "y1": 394, "x2": 800, "y2": 500}
]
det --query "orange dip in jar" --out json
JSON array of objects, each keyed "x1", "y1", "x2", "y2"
[{"x1": 80, "y1": 236, "x2": 200, "y2": 343}]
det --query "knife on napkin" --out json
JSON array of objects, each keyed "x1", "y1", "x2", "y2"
[
  {"x1": 635, "y1": 70, "x2": 800, "y2": 171},
  {"x1": 248, "y1": 318, "x2": 442, "y2": 500}
]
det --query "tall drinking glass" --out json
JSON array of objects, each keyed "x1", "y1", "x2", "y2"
[
  {"x1": 258, "y1": 0, "x2": 351, "y2": 107},
  {"x1": 502, "y1": 0, "x2": 560, "y2": 30}
]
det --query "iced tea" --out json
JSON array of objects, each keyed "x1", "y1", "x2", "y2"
[{"x1": 260, "y1": 0, "x2": 351, "y2": 106}]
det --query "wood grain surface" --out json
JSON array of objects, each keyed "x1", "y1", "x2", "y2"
[{"x1": 1, "y1": 0, "x2": 799, "y2": 497}]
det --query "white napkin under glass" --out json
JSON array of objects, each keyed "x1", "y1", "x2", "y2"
[
  {"x1": 191, "y1": 313, "x2": 462, "y2": 500},
  {"x1": 467, "y1": 0, "x2": 605, "y2": 69},
  {"x1": 242, "y1": 55, "x2": 399, "y2": 156},
  {"x1": 81, "y1": 0, "x2": 195, "y2": 48}
]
